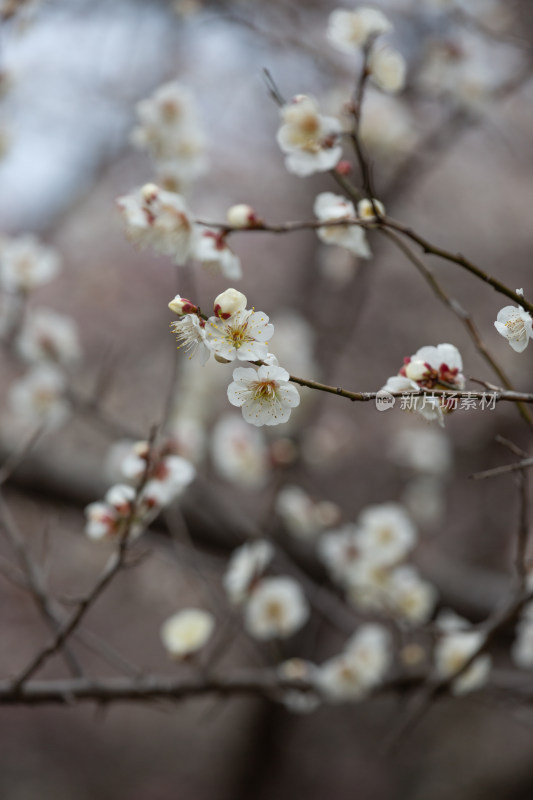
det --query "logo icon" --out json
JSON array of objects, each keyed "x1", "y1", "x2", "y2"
[{"x1": 375, "y1": 390, "x2": 395, "y2": 412}]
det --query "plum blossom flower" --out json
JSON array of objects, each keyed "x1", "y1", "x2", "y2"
[
  {"x1": 140, "y1": 455, "x2": 196, "y2": 508},
  {"x1": 368, "y1": 45, "x2": 407, "y2": 93},
  {"x1": 170, "y1": 313, "x2": 211, "y2": 364},
  {"x1": 117, "y1": 183, "x2": 195, "y2": 264},
  {"x1": 85, "y1": 484, "x2": 139, "y2": 541},
  {"x1": 317, "y1": 624, "x2": 391, "y2": 702},
  {"x1": 227, "y1": 365, "x2": 300, "y2": 427},
  {"x1": 16, "y1": 309, "x2": 81, "y2": 366},
  {"x1": 192, "y1": 229, "x2": 242, "y2": 279},
  {"x1": 244, "y1": 576, "x2": 309, "y2": 640},
  {"x1": 0, "y1": 235, "x2": 61, "y2": 292},
  {"x1": 356, "y1": 503, "x2": 417, "y2": 566},
  {"x1": 223, "y1": 539, "x2": 274, "y2": 606},
  {"x1": 211, "y1": 414, "x2": 269, "y2": 489},
  {"x1": 327, "y1": 7, "x2": 392, "y2": 53},
  {"x1": 314, "y1": 192, "x2": 371, "y2": 258},
  {"x1": 131, "y1": 81, "x2": 207, "y2": 185},
  {"x1": 205, "y1": 310, "x2": 273, "y2": 362},
  {"x1": 357, "y1": 197, "x2": 385, "y2": 221},
  {"x1": 160, "y1": 609, "x2": 214, "y2": 658},
  {"x1": 277, "y1": 95, "x2": 343, "y2": 177},
  {"x1": 8, "y1": 365, "x2": 70, "y2": 429},
  {"x1": 435, "y1": 629, "x2": 491, "y2": 695},
  {"x1": 385, "y1": 565, "x2": 437, "y2": 625},
  {"x1": 382, "y1": 343, "x2": 465, "y2": 425},
  {"x1": 494, "y1": 304, "x2": 533, "y2": 352}
]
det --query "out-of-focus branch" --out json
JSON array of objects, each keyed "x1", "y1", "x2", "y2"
[{"x1": 11, "y1": 431, "x2": 156, "y2": 690}]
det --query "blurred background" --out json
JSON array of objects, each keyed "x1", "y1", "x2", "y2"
[{"x1": 0, "y1": 0, "x2": 533, "y2": 797}]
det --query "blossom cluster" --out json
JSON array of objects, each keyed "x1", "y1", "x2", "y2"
[
  {"x1": 117, "y1": 183, "x2": 242, "y2": 278},
  {"x1": 318, "y1": 502, "x2": 437, "y2": 625},
  {"x1": 130, "y1": 81, "x2": 208, "y2": 192},
  {"x1": 0, "y1": 234, "x2": 81, "y2": 431},
  {"x1": 85, "y1": 438, "x2": 195, "y2": 541},
  {"x1": 169, "y1": 288, "x2": 301, "y2": 427},
  {"x1": 381, "y1": 343, "x2": 466, "y2": 426},
  {"x1": 223, "y1": 539, "x2": 309, "y2": 640}
]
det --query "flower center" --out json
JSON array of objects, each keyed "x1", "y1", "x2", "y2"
[
  {"x1": 252, "y1": 380, "x2": 278, "y2": 401},
  {"x1": 505, "y1": 317, "x2": 527, "y2": 340}
]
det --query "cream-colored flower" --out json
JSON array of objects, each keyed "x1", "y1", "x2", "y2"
[
  {"x1": 161, "y1": 608, "x2": 215, "y2": 658},
  {"x1": 244, "y1": 576, "x2": 309, "y2": 639},
  {"x1": 327, "y1": 7, "x2": 392, "y2": 53}
]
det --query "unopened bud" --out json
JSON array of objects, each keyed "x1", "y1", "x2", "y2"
[
  {"x1": 405, "y1": 360, "x2": 428, "y2": 382},
  {"x1": 226, "y1": 204, "x2": 258, "y2": 228},
  {"x1": 168, "y1": 294, "x2": 198, "y2": 315},
  {"x1": 141, "y1": 183, "x2": 160, "y2": 203},
  {"x1": 335, "y1": 160, "x2": 352, "y2": 176},
  {"x1": 357, "y1": 198, "x2": 385, "y2": 220},
  {"x1": 213, "y1": 288, "x2": 247, "y2": 319}
]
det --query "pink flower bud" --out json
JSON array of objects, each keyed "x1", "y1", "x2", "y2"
[
  {"x1": 335, "y1": 160, "x2": 352, "y2": 176},
  {"x1": 168, "y1": 294, "x2": 198, "y2": 315}
]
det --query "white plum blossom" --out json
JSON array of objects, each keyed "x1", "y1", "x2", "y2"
[
  {"x1": 317, "y1": 625, "x2": 391, "y2": 702},
  {"x1": 368, "y1": 45, "x2": 407, "y2": 93},
  {"x1": 360, "y1": 92, "x2": 417, "y2": 161},
  {"x1": 204, "y1": 309, "x2": 273, "y2": 362},
  {"x1": 213, "y1": 288, "x2": 247, "y2": 320},
  {"x1": 131, "y1": 81, "x2": 207, "y2": 185},
  {"x1": 277, "y1": 95, "x2": 343, "y2": 177},
  {"x1": 0, "y1": 235, "x2": 61, "y2": 293},
  {"x1": 494, "y1": 304, "x2": 533, "y2": 352},
  {"x1": 357, "y1": 198, "x2": 385, "y2": 221},
  {"x1": 327, "y1": 7, "x2": 392, "y2": 53},
  {"x1": 170, "y1": 313, "x2": 211, "y2": 364},
  {"x1": 344, "y1": 624, "x2": 392, "y2": 685},
  {"x1": 435, "y1": 629, "x2": 491, "y2": 695},
  {"x1": 8, "y1": 365, "x2": 69, "y2": 430},
  {"x1": 382, "y1": 343, "x2": 465, "y2": 426},
  {"x1": 244, "y1": 576, "x2": 309, "y2": 640},
  {"x1": 385, "y1": 565, "x2": 438, "y2": 625},
  {"x1": 16, "y1": 309, "x2": 81, "y2": 366},
  {"x1": 356, "y1": 503, "x2": 417, "y2": 567},
  {"x1": 192, "y1": 229, "x2": 242, "y2": 279},
  {"x1": 223, "y1": 539, "x2": 274, "y2": 606},
  {"x1": 211, "y1": 414, "x2": 269, "y2": 489},
  {"x1": 117, "y1": 184, "x2": 195, "y2": 264},
  {"x1": 277, "y1": 659, "x2": 321, "y2": 714},
  {"x1": 160, "y1": 609, "x2": 215, "y2": 659},
  {"x1": 314, "y1": 192, "x2": 371, "y2": 258},
  {"x1": 141, "y1": 455, "x2": 196, "y2": 508},
  {"x1": 318, "y1": 525, "x2": 362, "y2": 584},
  {"x1": 227, "y1": 365, "x2": 301, "y2": 427},
  {"x1": 276, "y1": 485, "x2": 341, "y2": 541},
  {"x1": 85, "y1": 484, "x2": 140, "y2": 542}
]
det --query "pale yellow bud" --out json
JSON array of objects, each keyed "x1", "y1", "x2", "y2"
[
  {"x1": 213, "y1": 288, "x2": 247, "y2": 319},
  {"x1": 226, "y1": 204, "x2": 257, "y2": 228}
]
